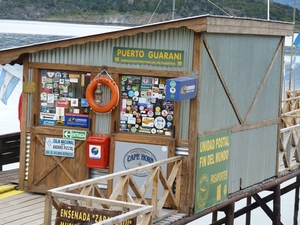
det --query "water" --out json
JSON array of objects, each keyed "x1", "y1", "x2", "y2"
[{"x1": 0, "y1": 20, "x2": 299, "y2": 224}]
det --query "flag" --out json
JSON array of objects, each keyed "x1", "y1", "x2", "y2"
[
  {"x1": 0, "y1": 68, "x2": 20, "y2": 105},
  {"x1": 294, "y1": 33, "x2": 300, "y2": 48},
  {"x1": 291, "y1": 56, "x2": 297, "y2": 70}
]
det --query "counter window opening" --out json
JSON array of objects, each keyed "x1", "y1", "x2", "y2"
[
  {"x1": 119, "y1": 75, "x2": 174, "y2": 136},
  {"x1": 39, "y1": 70, "x2": 91, "y2": 128}
]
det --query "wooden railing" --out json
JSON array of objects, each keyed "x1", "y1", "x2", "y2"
[
  {"x1": 0, "y1": 132, "x2": 20, "y2": 171},
  {"x1": 280, "y1": 90, "x2": 300, "y2": 174},
  {"x1": 44, "y1": 156, "x2": 183, "y2": 225},
  {"x1": 279, "y1": 124, "x2": 300, "y2": 174}
]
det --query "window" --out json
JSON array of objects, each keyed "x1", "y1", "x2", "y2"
[
  {"x1": 120, "y1": 75, "x2": 174, "y2": 135},
  {"x1": 39, "y1": 70, "x2": 91, "y2": 128}
]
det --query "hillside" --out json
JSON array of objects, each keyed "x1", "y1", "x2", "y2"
[{"x1": 0, "y1": 0, "x2": 300, "y2": 29}]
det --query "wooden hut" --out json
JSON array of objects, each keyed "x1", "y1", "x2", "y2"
[{"x1": 0, "y1": 15, "x2": 294, "y2": 219}]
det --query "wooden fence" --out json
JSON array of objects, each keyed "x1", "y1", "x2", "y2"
[
  {"x1": 280, "y1": 90, "x2": 300, "y2": 174},
  {"x1": 0, "y1": 132, "x2": 20, "y2": 171},
  {"x1": 44, "y1": 156, "x2": 183, "y2": 225}
]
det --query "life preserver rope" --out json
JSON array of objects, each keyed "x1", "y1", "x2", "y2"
[{"x1": 86, "y1": 76, "x2": 119, "y2": 113}]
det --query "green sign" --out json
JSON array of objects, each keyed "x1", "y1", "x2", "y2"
[
  {"x1": 195, "y1": 131, "x2": 231, "y2": 213},
  {"x1": 63, "y1": 129, "x2": 86, "y2": 140},
  {"x1": 113, "y1": 47, "x2": 184, "y2": 67}
]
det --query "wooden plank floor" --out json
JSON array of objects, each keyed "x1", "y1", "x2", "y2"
[
  {"x1": 0, "y1": 169, "x2": 19, "y2": 186},
  {"x1": 0, "y1": 169, "x2": 56, "y2": 225},
  {"x1": 0, "y1": 169, "x2": 186, "y2": 225}
]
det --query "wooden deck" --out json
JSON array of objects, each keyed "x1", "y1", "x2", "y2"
[
  {"x1": 0, "y1": 169, "x2": 56, "y2": 225},
  {"x1": 0, "y1": 169, "x2": 187, "y2": 225}
]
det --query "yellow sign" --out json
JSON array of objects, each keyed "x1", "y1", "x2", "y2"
[
  {"x1": 23, "y1": 81, "x2": 35, "y2": 93},
  {"x1": 55, "y1": 203, "x2": 136, "y2": 225}
]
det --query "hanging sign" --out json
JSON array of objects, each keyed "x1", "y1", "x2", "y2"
[
  {"x1": 55, "y1": 202, "x2": 136, "y2": 225},
  {"x1": 166, "y1": 77, "x2": 197, "y2": 101}
]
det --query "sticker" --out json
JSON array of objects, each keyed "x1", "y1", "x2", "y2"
[
  {"x1": 134, "y1": 91, "x2": 139, "y2": 96},
  {"x1": 165, "y1": 131, "x2": 172, "y2": 136},
  {"x1": 56, "y1": 107, "x2": 65, "y2": 116},
  {"x1": 170, "y1": 81, "x2": 176, "y2": 87},
  {"x1": 62, "y1": 72, "x2": 68, "y2": 78},
  {"x1": 73, "y1": 108, "x2": 80, "y2": 114},
  {"x1": 47, "y1": 94, "x2": 55, "y2": 103},
  {"x1": 162, "y1": 146, "x2": 168, "y2": 152},
  {"x1": 128, "y1": 117, "x2": 136, "y2": 124},
  {"x1": 128, "y1": 90, "x2": 134, "y2": 97},
  {"x1": 162, "y1": 110, "x2": 168, "y2": 117},
  {"x1": 41, "y1": 92, "x2": 47, "y2": 101},
  {"x1": 81, "y1": 98, "x2": 88, "y2": 107},
  {"x1": 142, "y1": 117, "x2": 154, "y2": 127},
  {"x1": 47, "y1": 72, "x2": 55, "y2": 77},
  {"x1": 42, "y1": 70, "x2": 47, "y2": 76},
  {"x1": 57, "y1": 100, "x2": 69, "y2": 108},
  {"x1": 55, "y1": 72, "x2": 62, "y2": 78},
  {"x1": 147, "y1": 111, "x2": 154, "y2": 117},
  {"x1": 71, "y1": 99, "x2": 78, "y2": 107},
  {"x1": 142, "y1": 77, "x2": 151, "y2": 85},
  {"x1": 70, "y1": 78, "x2": 78, "y2": 83},
  {"x1": 170, "y1": 87, "x2": 176, "y2": 93},
  {"x1": 131, "y1": 127, "x2": 137, "y2": 133},
  {"x1": 152, "y1": 78, "x2": 159, "y2": 84},
  {"x1": 154, "y1": 116, "x2": 166, "y2": 129},
  {"x1": 167, "y1": 115, "x2": 173, "y2": 121},
  {"x1": 151, "y1": 128, "x2": 157, "y2": 134},
  {"x1": 65, "y1": 79, "x2": 70, "y2": 86}
]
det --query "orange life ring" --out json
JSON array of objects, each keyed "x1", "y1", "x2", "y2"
[{"x1": 85, "y1": 76, "x2": 119, "y2": 113}]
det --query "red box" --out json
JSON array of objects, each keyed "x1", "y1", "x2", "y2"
[{"x1": 86, "y1": 136, "x2": 110, "y2": 169}]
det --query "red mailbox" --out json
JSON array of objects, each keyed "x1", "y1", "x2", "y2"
[{"x1": 86, "y1": 136, "x2": 110, "y2": 169}]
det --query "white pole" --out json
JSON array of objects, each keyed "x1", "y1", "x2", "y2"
[
  {"x1": 172, "y1": 0, "x2": 175, "y2": 20},
  {"x1": 267, "y1": 0, "x2": 270, "y2": 20}
]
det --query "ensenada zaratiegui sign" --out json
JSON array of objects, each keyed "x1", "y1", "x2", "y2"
[
  {"x1": 113, "y1": 47, "x2": 184, "y2": 67},
  {"x1": 195, "y1": 131, "x2": 231, "y2": 213}
]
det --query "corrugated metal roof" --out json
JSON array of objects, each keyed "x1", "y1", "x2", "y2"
[{"x1": 0, "y1": 15, "x2": 294, "y2": 65}]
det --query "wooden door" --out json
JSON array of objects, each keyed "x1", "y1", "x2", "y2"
[{"x1": 26, "y1": 126, "x2": 89, "y2": 193}]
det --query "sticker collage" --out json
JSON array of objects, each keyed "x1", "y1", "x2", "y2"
[
  {"x1": 39, "y1": 70, "x2": 91, "y2": 128},
  {"x1": 120, "y1": 75, "x2": 174, "y2": 135}
]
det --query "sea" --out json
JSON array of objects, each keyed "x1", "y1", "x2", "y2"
[{"x1": 0, "y1": 19, "x2": 299, "y2": 224}]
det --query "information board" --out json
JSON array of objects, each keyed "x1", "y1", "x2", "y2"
[
  {"x1": 45, "y1": 137, "x2": 75, "y2": 157},
  {"x1": 195, "y1": 131, "x2": 231, "y2": 213}
]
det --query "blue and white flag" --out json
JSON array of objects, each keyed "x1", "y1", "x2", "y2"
[
  {"x1": 294, "y1": 33, "x2": 300, "y2": 48},
  {"x1": 291, "y1": 56, "x2": 297, "y2": 70},
  {"x1": 0, "y1": 68, "x2": 20, "y2": 105}
]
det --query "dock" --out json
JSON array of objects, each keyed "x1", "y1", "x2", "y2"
[{"x1": 0, "y1": 169, "x2": 56, "y2": 225}]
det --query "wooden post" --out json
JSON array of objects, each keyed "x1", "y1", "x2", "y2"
[
  {"x1": 294, "y1": 175, "x2": 300, "y2": 225},
  {"x1": 212, "y1": 211, "x2": 218, "y2": 222},
  {"x1": 273, "y1": 184, "x2": 281, "y2": 225},
  {"x1": 225, "y1": 202, "x2": 235, "y2": 225},
  {"x1": 245, "y1": 196, "x2": 251, "y2": 225},
  {"x1": 44, "y1": 193, "x2": 53, "y2": 225}
]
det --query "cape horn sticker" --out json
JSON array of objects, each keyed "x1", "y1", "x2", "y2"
[{"x1": 123, "y1": 148, "x2": 157, "y2": 177}]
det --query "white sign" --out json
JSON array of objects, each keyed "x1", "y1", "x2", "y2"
[{"x1": 45, "y1": 137, "x2": 75, "y2": 157}]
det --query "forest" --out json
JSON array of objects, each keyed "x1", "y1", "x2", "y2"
[{"x1": 0, "y1": 0, "x2": 299, "y2": 28}]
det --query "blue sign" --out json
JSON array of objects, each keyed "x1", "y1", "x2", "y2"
[
  {"x1": 64, "y1": 113, "x2": 90, "y2": 128},
  {"x1": 166, "y1": 77, "x2": 197, "y2": 101}
]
